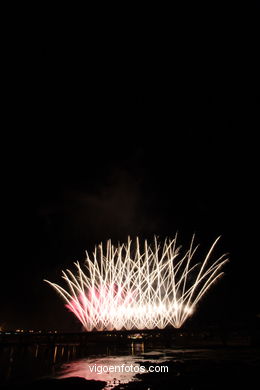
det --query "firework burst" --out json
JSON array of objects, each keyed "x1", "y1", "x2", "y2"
[{"x1": 45, "y1": 235, "x2": 228, "y2": 331}]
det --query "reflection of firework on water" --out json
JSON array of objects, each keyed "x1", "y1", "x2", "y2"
[{"x1": 45, "y1": 236, "x2": 228, "y2": 331}]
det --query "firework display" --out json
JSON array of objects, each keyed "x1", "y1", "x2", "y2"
[{"x1": 45, "y1": 236, "x2": 228, "y2": 331}]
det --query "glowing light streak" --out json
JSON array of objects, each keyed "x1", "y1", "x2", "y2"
[{"x1": 45, "y1": 235, "x2": 228, "y2": 331}]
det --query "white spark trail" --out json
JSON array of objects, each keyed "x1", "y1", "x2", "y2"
[{"x1": 45, "y1": 236, "x2": 228, "y2": 331}]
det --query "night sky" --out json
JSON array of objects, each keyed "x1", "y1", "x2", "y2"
[{"x1": 2, "y1": 11, "x2": 259, "y2": 332}]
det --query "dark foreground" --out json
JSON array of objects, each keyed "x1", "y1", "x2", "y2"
[
  {"x1": 119, "y1": 351, "x2": 260, "y2": 390},
  {"x1": 1, "y1": 324, "x2": 260, "y2": 390},
  {"x1": 0, "y1": 346, "x2": 259, "y2": 390}
]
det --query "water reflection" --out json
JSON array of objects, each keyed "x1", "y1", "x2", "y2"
[
  {"x1": 131, "y1": 341, "x2": 144, "y2": 355},
  {"x1": 35, "y1": 344, "x2": 39, "y2": 358},
  {"x1": 58, "y1": 355, "x2": 142, "y2": 387},
  {"x1": 56, "y1": 342, "x2": 171, "y2": 388},
  {"x1": 53, "y1": 345, "x2": 57, "y2": 363},
  {"x1": 0, "y1": 339, "x2": 172, "y2": 389},
  {"x1": 56, "y1": 342, "x2": 168, "y2": 388},
  {"x1": 0, "y1": 341, "x2": 160, "y2": 386},
  {"x1": 0, "y1": 335, "x2": 258, "y2": 389}
]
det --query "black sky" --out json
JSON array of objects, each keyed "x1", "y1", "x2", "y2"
[{"x1": 1, "y1": 8, "x2": 260, "y2": 331}]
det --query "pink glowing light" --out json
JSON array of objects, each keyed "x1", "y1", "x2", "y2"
[{"x1": 45, "y1": 236, "x2": 228, "y2": 331}]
